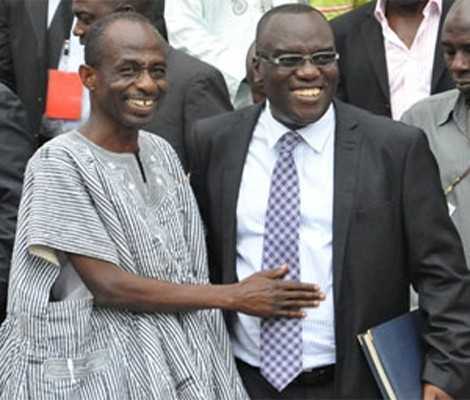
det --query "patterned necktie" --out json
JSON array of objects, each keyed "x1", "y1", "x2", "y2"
[{"x1": 260, "y1": 131, "x2": 303, "y2": 392}]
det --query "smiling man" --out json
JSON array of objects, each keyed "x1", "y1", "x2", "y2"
[{"x1": 189, "y1": 4, "x2": 470, "y2": 399}]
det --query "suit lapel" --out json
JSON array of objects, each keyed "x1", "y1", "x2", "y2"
[
  {"x1": 431, "y1": 0, "x2": 451, "y2": 92},
  {"x1": 221, "y1": 105, "x2": 263, "y2": 283},
  {"x1": 361, "y1": 12, "x2": 390, "y2": 102},
  {"x1": 26, "y1": 0, "x2": 47, "y2": 57},
  {"x1": 332, "y1": 101, "x2": 362, "y2": 305}
]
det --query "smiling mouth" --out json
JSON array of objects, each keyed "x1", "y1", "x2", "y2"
[
  {"x1": 127, "y1": 99, "x2": 156, "y2": 110},
  {"x1": 292, "y1": 88, "x2": 322, "y2": 99}
]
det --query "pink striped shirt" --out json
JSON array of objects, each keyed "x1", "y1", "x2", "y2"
[{"x1": 374, "y1": 0, "x2": 442, "y2": 120}]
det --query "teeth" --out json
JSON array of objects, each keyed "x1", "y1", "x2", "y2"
[
  {"x1": 128, "y1": 99, "x2": 154, "y2": 108},
  {"x1": 294, "y1": 88, "x2": 322, "y2": 98}
]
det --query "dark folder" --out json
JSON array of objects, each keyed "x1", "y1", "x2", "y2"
[{"x1": 358, "y1": 310, "x2": 424, "y2": 400}]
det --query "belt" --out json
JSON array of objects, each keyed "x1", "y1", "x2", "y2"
[
  {"x1": 237, "y1": 358, "x2": 335, "y2": 386},
  {"x1": 295, "y1": 364, "x2": 335, "y2": 385}
]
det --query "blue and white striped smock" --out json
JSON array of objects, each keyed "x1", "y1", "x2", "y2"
[{"x1": 0, "y1": 130, "x2": 248, "y2": 399}]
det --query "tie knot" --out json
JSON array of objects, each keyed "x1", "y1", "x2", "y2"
[{"x1": 278, "y1": 131, "x2": 302, "y2": 155}]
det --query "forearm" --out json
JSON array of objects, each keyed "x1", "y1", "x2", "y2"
[
  {"x1": 69, "y1": 253, "x2": 236, "y2": 313},
  {"x1": 94, "y1": 269, "x2": 235, "y2": 313}
]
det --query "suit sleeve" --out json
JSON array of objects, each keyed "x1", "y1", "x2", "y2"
[
  {"x1": 183, "y1": 68, "x2": 232, "y2": 167},
  {"x1": 402, "y1": 131, "x2": 470, "y2": 397},
  {"x1": 0, "y1": 84, "x2": 34, "y2": 322}
]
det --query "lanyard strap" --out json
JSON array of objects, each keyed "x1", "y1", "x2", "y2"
[{"x1": 445, "y1": 165, "x2": 470, "y2": 196}]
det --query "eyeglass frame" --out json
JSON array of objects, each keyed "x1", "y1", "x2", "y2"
[{"x1": 255, "y1": 50, "x2": 340, "y2": 69}]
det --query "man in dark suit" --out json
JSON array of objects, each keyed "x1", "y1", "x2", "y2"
[
  {"x1": 0, "y1": 0, "x2": 73, "y2": 144},
  {"x1": 72, "y1": 0, "x2": 233, "y2": 172},
  {"x1": 0, "y1": 84, "x2": 34, "y2": 323},
  {"x1": 189, "y1": 4, "x2": 470, "y2": 399},
  {"x1": 331, "y1": 0, "x2": 455, "y2": 119}
]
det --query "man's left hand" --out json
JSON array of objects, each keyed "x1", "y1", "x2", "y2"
[{"x1": 423, "y1": 383, "x2": 453, "y2": 400}]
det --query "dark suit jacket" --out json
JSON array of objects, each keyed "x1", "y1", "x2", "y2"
[
  {"x1": 189, "y1": 100, "x2": 470, "y2": 398},
  {"x1": 0, "y1": 0, "x2": 73, "y2": 142},
  {"x1": 331, "y1": 0, "x2": 455, "y2": 118},
  {"x1": 153, "y1": 0, "x2": 167, "y2": 40},
  {"x1": 146, "y1": 47, "x2": 232, "y2": 172},
  {"x1": 0, "y1": 83, "x2": 34, "y2": 323}
]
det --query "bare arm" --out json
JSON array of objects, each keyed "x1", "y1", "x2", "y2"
[{"x1": 68, "y1": 254, "x2": 325, "y2": 318}]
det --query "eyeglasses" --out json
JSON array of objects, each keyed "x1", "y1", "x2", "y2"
[{"x1": 257, "y1": 51, "x2": 339, "y2": 68}]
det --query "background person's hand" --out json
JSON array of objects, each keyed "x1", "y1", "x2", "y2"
[
  {"x1": 423, "y1": 383, "x2": 453, "y2": 400},
  {"x1": 230, "y1": 264, "x2": 326, "y2": 318}
]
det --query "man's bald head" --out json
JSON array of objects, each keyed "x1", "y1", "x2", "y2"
[
  {"x1": 256, "y1": 4, "x2": 328, "y2": 48},
  {"x1": 84, "y1": 12, "x2": 164, "y2": 68}
]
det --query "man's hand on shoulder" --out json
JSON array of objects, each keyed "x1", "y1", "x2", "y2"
[{"x1": 423, "y1": 383, "x2": 453, "y2": 400}]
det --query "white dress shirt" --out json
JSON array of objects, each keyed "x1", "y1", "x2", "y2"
[
  {"x1": 374, "y1": 0, "x2": 442, "y2": 120},
  {"x1": 232, "y1": 102, "x2": 336, "y2": 370}
]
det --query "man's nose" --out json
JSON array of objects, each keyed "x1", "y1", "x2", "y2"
[
  {"x1": 135, "y1": 70, "x2": 159, "y2": 93},
  {"x1": 449, "y1": 51, "x2": 470, "y2": 74},
  {"x1": 295, "y1": 59, "x2": 321, "y2": 79}
]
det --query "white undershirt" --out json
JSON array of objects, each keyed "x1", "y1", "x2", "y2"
[{"x1": 232, "y1": 102, "x2": 336, "y2": 370}]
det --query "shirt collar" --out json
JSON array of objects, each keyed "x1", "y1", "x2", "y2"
[
  {"x1": 261, "y1": 100, "x2": 335, "y2": 154},
  {"x1": 374, "y1": 0, "x2": 442, "y2": 24},
  {"x1": 436, "y1": 90, "x2": 467, "y2": 127}
]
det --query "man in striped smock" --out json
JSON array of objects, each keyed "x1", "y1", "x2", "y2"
[{"x1": 0, "y1": 12, "x2": 324, "y2": 400}]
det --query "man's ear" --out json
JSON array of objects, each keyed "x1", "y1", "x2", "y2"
[
  {"x1": 253, "y1": 56, "x2": 263, "y2": 84},
  {"x1": 79, "y1": 64, "x2": 97, "y2": 91}
]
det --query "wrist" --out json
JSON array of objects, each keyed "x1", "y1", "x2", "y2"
[{"x1": 213, "y1": 283, "x2": 239, "y2": 312}]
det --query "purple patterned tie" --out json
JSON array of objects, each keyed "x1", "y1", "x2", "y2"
[{"x1": 260, "y1": 131, "x2": 303, "y2": 392}]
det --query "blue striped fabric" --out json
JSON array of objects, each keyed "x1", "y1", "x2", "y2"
[{"x1": 0, "y1": 131, "x2": 248, "y2": 399}]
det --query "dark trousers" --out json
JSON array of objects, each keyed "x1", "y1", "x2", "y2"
[{"x1": 236, "y1": 358, "x2": 336, "y2": 400}]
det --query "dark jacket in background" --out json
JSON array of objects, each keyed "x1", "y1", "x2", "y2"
[
  {"x1": 146, "y1": 47, "x2": 233, "y2": 172},
  {"x1": 0, "y1": 0, "x2": 73, "y2": 143},
  {"x1": 153, "y1": 0, "x2": 167, "y2": 40},
  {"x1": 331, "y1": 0, "x2": 455, "y2": 118},
  {"x1": 0, "y1": 83, "x2": 34, "y2": 323}
]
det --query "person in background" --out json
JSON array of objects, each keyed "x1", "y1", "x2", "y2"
[
  {"x1": 331, "y1": 0, "x2": 455, "y2": 120},
  {"x1": 0, "y1": 83, "x2": 34, "y2": 324},
  {"x1": 164, "y1": 0, "x2": 307, "y2": 109},
  {"x1": 0, "y1": 0, "x2": 75, "y2": 145},
  {"x1": 402, "y1": 0, "x2": 470, "y2": 270},
  {"x1": 0, "y1": 12, "x2": 324, "y2": 398},
  {"x1": 189, "y1": 4, "x2": 470, "y2": 399},
  {"x1": 309, "y1": 0, "x2": 370, "y2": 20},
  {"x1": 236, "y1": 42, "x2": 267, "y2": 108}
]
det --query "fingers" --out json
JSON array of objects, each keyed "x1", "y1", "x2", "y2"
[
  {"x1": 279, "y1": 299, "x2": 323, "y2": 308},
  {"x1": 257, "y1": 264, "x2": 289, "y2": 279},
  {"x1": 274, "y1": 309, "x2": 306, "y2": 318},
  {"x1": 276, "y1": 280, "x2": 322, "y2": 292}
]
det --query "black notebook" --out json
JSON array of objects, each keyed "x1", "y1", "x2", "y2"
[{"x1": 358, "y1": 311, "x2": 424, "y2": 400}]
